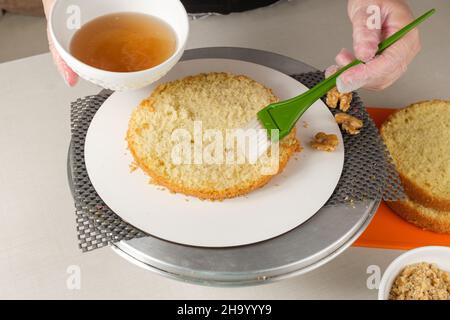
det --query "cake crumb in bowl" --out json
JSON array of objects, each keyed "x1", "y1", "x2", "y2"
[
  {"x1": 389, "y1": 262, "x2": 450, "y2": 300},
  {"x1": 379, "y1": 246, "x2": 450, "y2": 300}
]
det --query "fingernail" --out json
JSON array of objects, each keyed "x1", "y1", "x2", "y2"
[
  {"x1": 336, "y1": 75, "x2": 363, "y2": 93},
  {"x1": 338, "y1": 48, "x2": 351, "y2": 57},
  {"x1": 63, "y1": 76, "x2": 71, "y2": 87},
  {"x1": 355, "y1": 43, "x2": 377, "y2": 62},
  {"x1": 62, "y1": 70, "x2": 78, "y2": 87},
  {"x1": 336, "y1": 65, "x2": 370, "y2": 93},
  {"x1": 325, "y1": 65, "x2": 339, "y2": 78},
  {"x1": 59, "y1": 68, "x2": 70, "y2": 87},
  {"x1": 335, "y1": 48, "x2": 355, "y2": 66}
]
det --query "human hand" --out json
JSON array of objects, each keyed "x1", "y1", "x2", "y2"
[
  {"x1": 326, "y1": 0, "x2": 421, "y2": 93},
  {"x1": 43, "y1": 0, "x2": 78, "y2": 86}
]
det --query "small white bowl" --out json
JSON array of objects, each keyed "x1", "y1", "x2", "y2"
[
  {"x1": 378, "y1": 246, "x2": 450, "y2": 300},
  {"x1": 49, "y1": 0, "x2": 189, "y2": 91}
]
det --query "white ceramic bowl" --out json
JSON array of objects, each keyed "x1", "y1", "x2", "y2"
[
  {"x1": 378, "y1": 246, "x2": 450, "y2": 300},
  {"x1": 49, "y1": 0, "x2": 189, "y2": 91}
]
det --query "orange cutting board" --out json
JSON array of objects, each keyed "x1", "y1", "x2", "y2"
[{"x1": 352, "y1": 107, "x2": 450, "y2": 250}]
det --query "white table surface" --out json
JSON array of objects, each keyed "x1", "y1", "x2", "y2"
[{"x1": 0, "y1": 0, "x2": 448, "y2": 299}]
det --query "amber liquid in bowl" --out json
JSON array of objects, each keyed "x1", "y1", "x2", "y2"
[{"x1": 69, "y1": 12, "x2": 177, "y2": 72}]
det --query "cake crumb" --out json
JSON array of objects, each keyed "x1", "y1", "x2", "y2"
[
  {"x1": 129, "y1": 162, "x2": 139, "y2": 173},
  {"x1": 389, "y1": 263, "x2": 450, "y2": 300}
]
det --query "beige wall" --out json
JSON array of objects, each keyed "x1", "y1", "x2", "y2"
[{"x1": 0, "y1": 0, "x2": 44, "y2": 16}]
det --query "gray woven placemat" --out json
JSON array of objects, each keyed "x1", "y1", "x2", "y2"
[
  {"x1": 70, "y1": 93, "x2": 146, "y2": 252},
  {"x1": 70, "y1": 71, "x2": 404, "y2": 252}
]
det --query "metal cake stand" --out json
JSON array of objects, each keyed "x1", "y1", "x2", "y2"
[{"x1": 68, "y1": 47, "x2": 379, "y2": 286}]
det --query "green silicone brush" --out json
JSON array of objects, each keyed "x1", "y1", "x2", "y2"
[{"x1": 246, "y1": 8, "x2": 435, "y2": 160}]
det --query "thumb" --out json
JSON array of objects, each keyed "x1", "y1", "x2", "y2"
[
  {"x1": 47, "y1": 27, "x2": 78, "y2": 87},
  {"x1": 336, "y1": 49, "x2": 404, "y2": 93},
  {"x1": 348, "y1": 3, "x2": 382, "y2": 62}
]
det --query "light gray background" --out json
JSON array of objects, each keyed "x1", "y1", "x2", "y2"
[
  {"x1": 1, "y1": 0, "x2": 449, "y2": 107},
  {"x1": 0, "y1": 0, "x2": 448, "y2": 299}
]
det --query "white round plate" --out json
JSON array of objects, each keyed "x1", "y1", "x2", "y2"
[{"x1": 85, "y1": 58, "x2": 344, "y2": 247}]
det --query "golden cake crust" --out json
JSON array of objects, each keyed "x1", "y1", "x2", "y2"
[{"x1": 386, "y1": 197, "x2": 450, "y2": 234}]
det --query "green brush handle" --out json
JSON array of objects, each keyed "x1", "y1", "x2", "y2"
[{"x1": 296, "y1": 8, "x2": 436, "y2": 103}]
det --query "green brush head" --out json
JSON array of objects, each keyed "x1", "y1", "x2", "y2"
[{"x1": 257, "y1": 104, "x2": 291, "y2": 141}]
